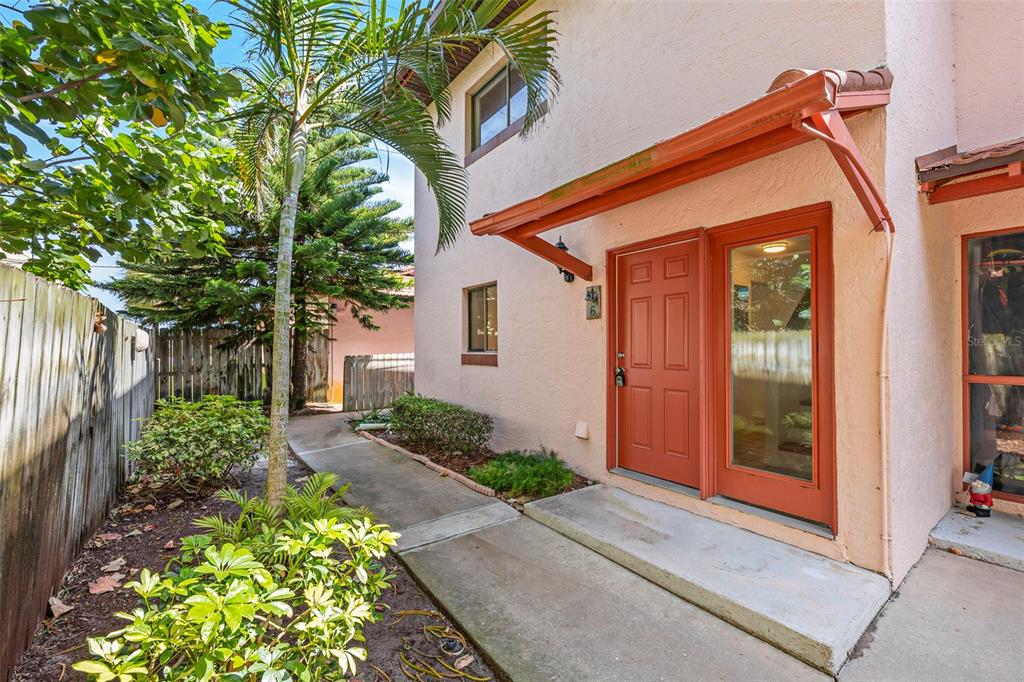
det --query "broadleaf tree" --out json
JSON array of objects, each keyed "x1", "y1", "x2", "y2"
[
  {"x1": 0, "y1": 0, "x2": 241, "y2": 287},
  {"x1": 226, "y1": 0, "x2": 559, "y2": 508}
]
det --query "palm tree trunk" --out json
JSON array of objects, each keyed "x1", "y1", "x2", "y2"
[
  {"x1": 291, "y1": 328, "x2": 308, "y2": 411},
  {"x1": 266, "y1": 104, "x2": 309, "y2": 510}
]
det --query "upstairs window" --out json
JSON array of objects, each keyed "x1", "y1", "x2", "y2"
[
  {"x1": 471, "y1": 64, "x2": 530, "y2": 151},
  {"x1": 467, "y1": 284, "x2": 498, "y2": 352}
]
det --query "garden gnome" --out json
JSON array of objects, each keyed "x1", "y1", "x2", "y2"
[{"x1": 967, "y1": 463, "x2": 995, "y2": 517}]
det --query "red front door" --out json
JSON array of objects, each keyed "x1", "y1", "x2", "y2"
[{"x1": 615, "y1": 239, "x2": 700, "y2": 488}]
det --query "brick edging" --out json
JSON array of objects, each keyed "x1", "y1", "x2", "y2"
[{"x1": 358, "y1": 431, "x2": 497, "y2": 498}]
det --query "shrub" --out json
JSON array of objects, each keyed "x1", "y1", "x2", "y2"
[
  {"x1": 389, "y1": 394, "x2": 493, "y2": 454},
  {"x1": 73, "y1": 473, "x2": 398, "y2": 681},
  {"x1": 467, "y1": 448, "x2": 575, "y2": 498},
  {"x1": 124, "y1": 395, "x2": 269, "y2": 490}
]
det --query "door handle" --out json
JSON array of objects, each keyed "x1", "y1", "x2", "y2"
[{"x1": 614, "y1": 367, "x2": 626, "y2": 387}]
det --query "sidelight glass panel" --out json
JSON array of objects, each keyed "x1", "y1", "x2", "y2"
[
  {"x1": 968, "y1": 383, "x2": 1024, "y2": 496},
  {"x1": 966, "y1": 232, "x2": 1024, "y2": 376},
  {"x1": 729, "y1": 235, "x2": 813, "y2": 481}
]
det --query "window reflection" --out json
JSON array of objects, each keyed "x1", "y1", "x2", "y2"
[{"x1": 729, "y1": 236, "x2": 813, "y2": 481}]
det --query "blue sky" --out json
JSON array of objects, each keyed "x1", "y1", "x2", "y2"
[{"x1": 5, "y1": 0, "x2": 416, "y2": 309}]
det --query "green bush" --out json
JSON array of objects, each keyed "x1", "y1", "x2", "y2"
[
  {"x1": 467, "y1": 449, "x2": 575, "y2": 498},
  {"x1": 124, "y1": 395, "x2": 268, "y2": 490},
  {"x1": 389, "y1": 394, "x2": 493, "y2": 454},
  {"x1": 73, "y1": 473, "x2": 399, "y2": 681}
]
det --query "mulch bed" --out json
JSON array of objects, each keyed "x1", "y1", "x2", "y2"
[
  {"x1": 372, "y1": 431, "x2": 594, "y2": 510},
  {"x1": 13, "y1": 457, "x2": 496, "y2": 682}
]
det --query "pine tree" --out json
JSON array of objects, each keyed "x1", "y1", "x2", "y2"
[{"x1": 107, "y1": 133, "x2": 412, "y2": 407}]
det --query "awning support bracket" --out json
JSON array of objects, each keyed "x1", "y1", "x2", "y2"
[
  {"x1": 502, "y1": 233, "x2": 595, "y2": 281},
  {"x1": 795, "y1": 110, "x2": 894, "y2": 232}
]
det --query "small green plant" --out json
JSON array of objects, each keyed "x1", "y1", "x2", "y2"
[
  {"x1": 467, "y1": 448, "x2": 574, "y2": 498},
  {"x1": 782, "y1": 410, "x2": 813, "y2": 446},
  {"x1": 124, "y1": 395, "x2": 269, "y2": 491},
  {"x1": 389, "y1": 395, "x2": 493, "y2": 454},
  {"x1": 73, "y1": 474, "x2": 398, "y2": 681},
  {"x1": 348, "y1": 407, "x2": 390, "y2": 426}
]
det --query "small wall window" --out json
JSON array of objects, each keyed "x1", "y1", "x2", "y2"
[
  {"x1": 467, "y1": 284, "x2": 498, "y2": 352},
  {"x1": 471, "y1": 65, "x2": 531, "y2": 151}
]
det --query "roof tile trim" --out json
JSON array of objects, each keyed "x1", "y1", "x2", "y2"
[{"x1": 767, "y1": 67, "x2": 893, "y2": 94}]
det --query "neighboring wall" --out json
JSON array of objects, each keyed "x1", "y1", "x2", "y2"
[
  {"x1": 952, "y1": 0, "x2": 1024, "y2": 151},
  {"x1": 885, "y1": 0, "x2": 1024, "y2": 582},
  {"x1": 415, "y1": 0, "x2": 891, "y2": 572},
  {"x1": 883, "y1": 0, "x2": 958, "y2": 583},
  {"x1": 326, "y1": 300, "x2": 414, "y2": 403},
  {"x1": 0, "y1": 265, "x2": 154, "y2": 679}
]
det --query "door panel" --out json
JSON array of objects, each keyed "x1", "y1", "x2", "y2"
[
  {"x1": 616, "y1": 240, "x2": 700, "y2": 487},
  {"x1": 710, "y1": 209, "x2": 835, "y2": 529}
]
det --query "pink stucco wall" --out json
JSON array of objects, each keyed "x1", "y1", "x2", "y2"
[
  {"x1": 412, "y1": 0, "x2": 1024, "y2": 583},
  {"x1": 325, "y1": 300, "x2": 414, "y2": 403}
]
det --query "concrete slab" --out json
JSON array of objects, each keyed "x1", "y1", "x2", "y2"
[
  {"x1": 402, "y1": 517, "x2": 827, "y2": 682},
  {"x1": 395, "y1": 501, "x2": 519, "y2": 552},
  {"x1": 525, "y1": 485, "x2": 890, "y2": 674},
  {"x1": 930, "y1": 508, "x2": 1024, "y2": 572},
  {"x1": 841, "y1": 549, "x2": 1024, "y2": 681},
  {"x1": 288, "y1": 414, "x2": 366, "y2": 452},
  {"x1": 293, "y1": 436, "x2": 492, "y2": 530}
]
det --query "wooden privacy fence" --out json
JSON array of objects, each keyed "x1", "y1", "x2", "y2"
[
  {"x1": 155, "y1": 330, "x2": 329, "y2": 403},
  {"x1": 343, "y1": 353, "x2": 414, "y2": 411},
  {"x1": 0, "y1": 265, "x2": 154, "y2": 679}
]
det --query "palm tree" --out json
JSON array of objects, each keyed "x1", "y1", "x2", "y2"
[{"x1": 226, "y1": 0, "x2": 559, "y2": 507}]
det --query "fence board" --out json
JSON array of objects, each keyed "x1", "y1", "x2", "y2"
[
  {"x1": 0, "y1": 264, "x2": 154, "y2": 679},
  {"x1": 342, "y1": 353, "x2": 414, "y2": 411},
  {"x1": 154, "y1": 331, "x2": 329, "y2": 404}
]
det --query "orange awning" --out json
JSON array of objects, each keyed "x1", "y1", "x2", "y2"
[
  {"x1": 917, "y1": 137, "x2": 1024, "y2": 204},
  {"x1": 469, "y1": 68, "x2": 894, "y2": 281}
]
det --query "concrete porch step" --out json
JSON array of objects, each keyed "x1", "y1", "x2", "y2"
[
  {"x1": 930, "y1": 507, "x2": 1024, "y2": 572},
  {"x1": 524, "y1": 485, "x2": 890, "y2": 674}
]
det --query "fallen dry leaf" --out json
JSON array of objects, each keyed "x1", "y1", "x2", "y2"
[
  {"x1": 454, "y1": 655, "x2": 475, "y2": 670},
  {"x1": 124, "y1": 529, "x2": 142, "y2": 537},
  {"x1": 142, "y1": 523, "x2": 157, "y2": 532},
  {"x1": 101, "y1": 556, "x2": 126, "y2": 573},
  {"x1": 163, "y1": 540, "x2": 176, "y2": 550},
  {"x1": 88, "y1": 573, "x2": 125, "y2": 594},
  {"x1": 167, "y1": 498, "x2": 184, "y2": 510},
  {"x1": 95, "y1": 532, "x2": 122, "y2": 543},
  {"x1": 48, "y1": 596, "x2": 74, "y2": 619},
  {"x1": 143, "y1": 504, "x2": 156, "y2": 512}
]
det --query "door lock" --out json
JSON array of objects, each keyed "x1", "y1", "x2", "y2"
[{"x1": 614, "y1": 367, "x2": 626, "y2": 387}]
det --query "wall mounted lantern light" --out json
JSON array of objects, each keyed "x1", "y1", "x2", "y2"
[{"x1": 555, "y1": 237, "x2": 575, "y2": 283}]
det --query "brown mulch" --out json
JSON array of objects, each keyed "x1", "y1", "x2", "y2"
[
  {"x1": 13, "y1": 457, "x2": 496, "y2": 682},
  {"x1": 373, "y1": 431, "x2": 593, "y2": 510}
]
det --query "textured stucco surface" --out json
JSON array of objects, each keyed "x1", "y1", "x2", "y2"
[
  {"x1": 415, "y1": 0, "x2": 891, "y2": 572},
  {"x1": 325, "y1": 301, "x2": 413, "y2": 403},
  {"x1": 882, "y1": 0, "x2": 959, "y2": 584},
  {"x1": 952, "y1": 0, "x2": 1024, "y2": 152},
  {"x1": 412, "y1": 0, "x2": 1024, "y2": 578}
]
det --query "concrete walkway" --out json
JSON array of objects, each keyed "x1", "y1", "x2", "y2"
[
  {"x1": 287, "y1": 414, "x2": 825, "y2": 681},
  {"x1": 841, "y1": 549, "x2": 1024, "y2": 681}
]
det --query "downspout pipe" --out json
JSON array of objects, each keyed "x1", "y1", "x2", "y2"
[{"x1": 798, "y1": 115, "x2": 897, "y2": 580}]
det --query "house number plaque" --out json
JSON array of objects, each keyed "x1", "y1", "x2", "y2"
[{"x1": 585, "y1": 285, "x2": 601, "y2": 320}]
